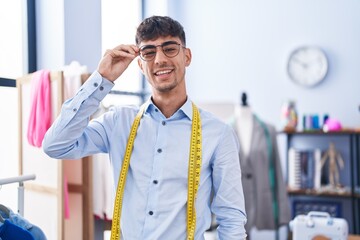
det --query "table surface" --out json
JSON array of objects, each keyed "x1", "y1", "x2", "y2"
[{"x1": 349, "y1": 235, "x2": 360, "y2": 240}]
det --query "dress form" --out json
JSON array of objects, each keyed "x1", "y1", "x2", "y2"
[
  {"x1": 233, "y1": 93, "x2": 291, "y2": 238},
  {"x1": 235, "y1": 93, "x2": 253, "y2": 158}
]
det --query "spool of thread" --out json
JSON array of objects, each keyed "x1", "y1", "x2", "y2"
[
  {"x1": 323, "y1": 114, "x2": 329, "y2": 127},
  {"x1": 306, "y1": 115, "x2": 312, "y2": 130},
  {"x1": 312, "y1": 115, "x2": 319, "y2": 129},
  {"x1": 302, "y1": 115, "x2": 307, "y2": 130}
]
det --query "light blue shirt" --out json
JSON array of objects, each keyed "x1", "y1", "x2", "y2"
[{"x1": 43, "y1": 71, "x2": 247, "y2": 240}]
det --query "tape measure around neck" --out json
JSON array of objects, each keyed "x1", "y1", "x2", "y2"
[{"x1": 110, "y1": 102, "x2": 202, "y2": 240}]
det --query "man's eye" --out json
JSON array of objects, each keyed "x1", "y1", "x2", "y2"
[
  {"x1": 143, "y1": 50, "x2": 156, "y2": 56},
  {"x1": 164, "y1": 48, "x2": 176, "y2": 52},
  {"x1": 164, "y1": 47, "x2": 177, "y2": 53}
]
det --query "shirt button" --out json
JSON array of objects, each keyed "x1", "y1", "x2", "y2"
[
  {"x1": 162, "y1": 121, "x2": 166, "y2": 126},
  {"x1": 157, "y1": 148, "x2": 162, "y2": 153},
  {"x1": 153, "y1": 180, "x2": 158, "y2": 184},
  {"x1": 94, "y1": 83, "x2": 98, "y2": 87},
  {"x1": 148, "y1": 211, "x2": 154, "y2": 215},
  {"x1": 73, "y1": 108, "x2": 77, "y2": 112},
  {"x1": 155, "y1": 109, "x2": 159, "y2": 112},
  {"x1": 99, "y1": 86, "x2": 104, "y2": 91}
]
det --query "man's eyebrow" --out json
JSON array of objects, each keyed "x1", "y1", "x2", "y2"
[
  {"x1": 139, "y1": 45, "x2": 156, "y2": 50},
  {"x1": 140, "y1": 41, "x2": 179, "y2": 50}
]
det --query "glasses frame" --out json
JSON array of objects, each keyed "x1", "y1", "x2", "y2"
[{"x1": 139, "y1": 41, "x2": 185, "y2": 61}]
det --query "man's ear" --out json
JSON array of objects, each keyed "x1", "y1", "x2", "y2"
[
  {"x1": 138, "y1": 58, "x2": 144, "y2": 74},
  {"x1": 185, "y1": 48, "x2": 192, "y2": 67}
]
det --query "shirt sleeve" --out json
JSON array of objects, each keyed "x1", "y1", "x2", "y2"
[
  {"x1": 42, "y1": 71, "x2": 114, "y2": 159},
  {"x1": 211, "y1": 124, "x2": 247, "y2": 240}
]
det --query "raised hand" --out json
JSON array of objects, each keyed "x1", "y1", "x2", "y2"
[{"x1": 97, "y1": 44, "x2": 139, "y2": 82}]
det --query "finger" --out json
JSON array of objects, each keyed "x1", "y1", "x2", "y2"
[
  {"x1": 102, "y1": 49, "x2": 137, "y2": 61},
  {"x1": 114, "y1": 44, "x2": 139, "y2": 55},
  {"x1": 121, "y1": 44, "x2": 139, "y2": 54},
  {"x1": 111, "y1": 49, "x2": 138, "y2": 59},
  {"x1": 103, "y1": 49, "x2": 113, "y2": 57}
]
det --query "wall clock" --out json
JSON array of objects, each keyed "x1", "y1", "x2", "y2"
[{"x1": 287, "y1": 46, "x2": 328, "y2": 87}]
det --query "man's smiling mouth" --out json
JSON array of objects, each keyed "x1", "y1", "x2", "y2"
[{"x1": 154, "y1": 69, "x2": 173, "y2": 76}]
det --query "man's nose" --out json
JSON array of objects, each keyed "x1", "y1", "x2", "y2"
[{"x1": 154, "y1": 47, "x2": 168, "y2": 63}]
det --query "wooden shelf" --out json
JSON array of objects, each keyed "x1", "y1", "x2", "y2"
[
  {"x1": 355, "y1": 193, "x2": 360, "y2": 199},
  {"x1": 283, "y1": 130, "x2": 360, "y2": 234},
  {"x1": 279, "y1": 129, "x2": 359, "y2": 135},
  {"x1": 287, "y1": 188, "x2": 352, "y2": 198}
]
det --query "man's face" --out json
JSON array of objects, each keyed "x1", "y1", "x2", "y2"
[{"x1": 137, "y1": 36, "x2": 192, "y2": 94}]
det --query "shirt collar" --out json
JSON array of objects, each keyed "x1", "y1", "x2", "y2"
[{"x1": 143, "y1": 97, "x2": 193, "y2": 121}]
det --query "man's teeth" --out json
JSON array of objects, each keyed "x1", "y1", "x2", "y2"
[{"x1": 155, "y1": 70, "x2": 172, "y2": 75}]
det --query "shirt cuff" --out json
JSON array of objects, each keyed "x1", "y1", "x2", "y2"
[{"x1": 80, "y1": 71, "x2": 114, "y2": 101}]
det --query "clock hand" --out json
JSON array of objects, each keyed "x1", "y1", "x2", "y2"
[{"x1": 293, "y1": 57, "x2": 308, "y2": 68}]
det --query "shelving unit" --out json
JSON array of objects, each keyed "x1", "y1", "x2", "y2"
[{"x1": 279, "y1": 130, "x2": 360, "y2": 234}]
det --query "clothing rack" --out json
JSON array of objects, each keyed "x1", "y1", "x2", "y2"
[
  {"x1": 0, "y1": 77, "x2": 16, "y2": 88},
  {"x1": 80, "y1": 73, "x2": 149, "y2": 103},
  {"x1": 109, "y1": 89, "x2": 149, "y2": 103},
  {"x1": 0, "y1": 174, "x2": 36, "y2": 216}
]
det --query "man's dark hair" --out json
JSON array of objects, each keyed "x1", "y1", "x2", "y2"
[{"x1": 136, "y1": 16, "x2": 186, "y2": 46}]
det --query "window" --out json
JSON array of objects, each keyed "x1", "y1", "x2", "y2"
[
  {"x1": 101, "y1": 0, "x2": 144, "y2": 106},
  {"x1": 0, "y1": 1, "x2": 27, "y2": 78}
]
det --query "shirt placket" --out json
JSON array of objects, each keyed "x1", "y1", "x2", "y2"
[{"x1": 142, "y1": 113, "x2": 168, "y2": 238}]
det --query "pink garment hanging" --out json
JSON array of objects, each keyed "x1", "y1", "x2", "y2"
[
  {"x1": 64, "y1": 176, "x2": 70, "y2": 219},
  {"x1": 27, "y1": 70, "x2": 52, "y2": 147}
]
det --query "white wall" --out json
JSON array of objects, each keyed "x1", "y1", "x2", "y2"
[
  {"x1": 36, "y1": 0, "x2": 101, "y2": 72},
  {"x1": 172, "y1": 0, "x2": 360, "y2": 129},
  {"x1": 0, "y1": 1, "x2": 24, "y2": 213},
  {"x1": 64, "y1": 0, "x2": 101, "y2": 71},
  {"x1": 0, "y1": 87, "x2": 19, "y2": 212}
]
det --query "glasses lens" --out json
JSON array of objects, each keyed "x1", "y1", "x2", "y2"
[
  {"x1": 140, "y1": 46, "x2": 157, "y2": 61},
  {"x1": 162, "y1": 43, "x2": 180, "y2": 58},
  {"x1": 139, "y1": 42, "x2": 181, "y2": 61}
]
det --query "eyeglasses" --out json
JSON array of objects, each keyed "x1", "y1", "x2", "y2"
[{"x1": 139, "y1": 41, "x2": 184, "y2": 61}]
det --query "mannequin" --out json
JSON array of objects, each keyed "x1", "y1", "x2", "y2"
[
  {"x1": 232, "y1": 92, "x2": 291, "y2": 239},
  {"x1": 234, "y1": 92, "x2": 253, "y2": 158}
]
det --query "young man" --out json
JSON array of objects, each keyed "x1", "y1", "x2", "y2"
[{"x1": 43, "y1": 16, "x2": 247, "y2": 239}]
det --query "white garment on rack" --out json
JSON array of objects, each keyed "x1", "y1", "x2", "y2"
[
  {"x1": 92, "y1": 105, "x2": 114, "y2": 220},
  {"x1": 63, "y1": 61, "x2": 88, "y2": 100},
  {"x1": 92, "y1": 152, "x2": 114, "y2": 220}
]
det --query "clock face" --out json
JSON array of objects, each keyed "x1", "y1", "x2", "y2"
[{"x1": 287, "y1": 46, "x2": 328, "y2": 87}]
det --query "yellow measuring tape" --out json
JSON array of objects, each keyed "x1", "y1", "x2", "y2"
[{"x1": 110, "y1": 102, "x2": 202, "y2": 240}]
